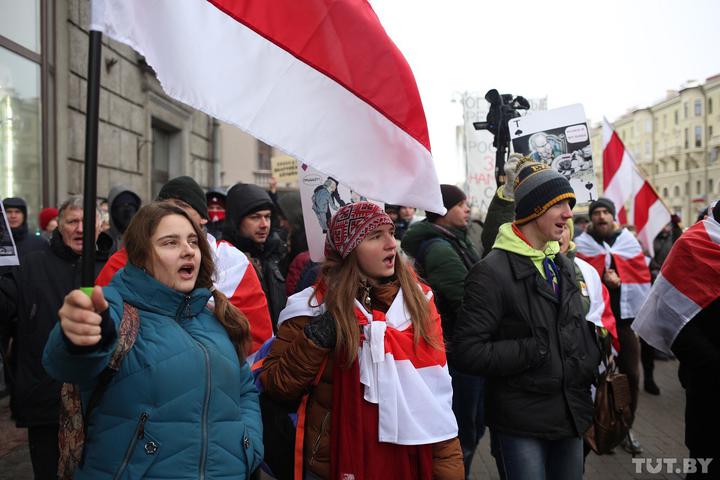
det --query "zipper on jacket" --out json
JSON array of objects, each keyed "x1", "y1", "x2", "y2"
[
  {"x1": 113, "y1": 412, "x2": 149, "y2": 480},
  {"x1": 196, "y1": 340, "x2": 212, "y2": 480},
  {"x1": 308, "y1": 411, "x2": 330, "y2": 466},
  {"x1": 175, "y1": 295, "x2": 192, "y2": 322}
]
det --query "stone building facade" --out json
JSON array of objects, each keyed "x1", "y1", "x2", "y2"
[
  {"x1": 1, "y1": 0, "x2": 218, "y2": 230},
  {"x1": 590, "y1": 75, "x2": 720, "y2": 223}
]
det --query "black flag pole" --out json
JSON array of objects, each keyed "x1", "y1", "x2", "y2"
[{"x1": 81, "y1": 30, "x2": 103, "y2": 287}]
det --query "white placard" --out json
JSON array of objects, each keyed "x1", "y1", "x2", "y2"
[
  {"x1": 509, "y1": 104, "x2": 598, "y2": 205},
  {"x1": 298, "y1": 163, "x2": 383, "y2": 262},
  {"x1": 0, "y1": 202, "x2": 20, "y2": 267}
]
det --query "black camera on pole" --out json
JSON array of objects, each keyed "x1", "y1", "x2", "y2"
[{"x1": 473, "y1": 89, "x2": 530, "y2": 185}]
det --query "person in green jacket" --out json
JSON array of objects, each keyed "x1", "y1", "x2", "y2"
[{"x1": 401, "y1": 185, "x2": 481, "y2": 479}]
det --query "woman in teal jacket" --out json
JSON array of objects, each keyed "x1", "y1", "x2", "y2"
[{"x1": 43, "y1": 202, "x2": 263, "y2": 479}]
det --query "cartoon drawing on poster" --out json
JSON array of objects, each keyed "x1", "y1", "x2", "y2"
[
  {"x1": 509, "y1": 104, "x2": 597, "y2": 204},
  {"x1": 299, "y1": 164, "x2": 378, "y2": 262},
  {"x1": 0, "y1": 202, "x2": 20, "y2": 266}
]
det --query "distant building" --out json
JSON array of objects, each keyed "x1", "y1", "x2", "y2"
[{"x1": 590, "y1": 74, "x2": 720, "y2": 223}]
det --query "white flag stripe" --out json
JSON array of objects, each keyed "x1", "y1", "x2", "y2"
[
  {"x1": 90, "y1": 0, "x2": 444, "y2": 213},
  {"x1": 632, "y1": 273, "x2": 701, "y2": 354}
]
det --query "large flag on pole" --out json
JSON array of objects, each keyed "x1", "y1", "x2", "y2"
[
  {"x1": 601, "y1": 118, "x2": 670, "y2": 256},
  {"x1": 633, "y1": 211, "x2": 720, "y2": 354},
  {"x1": 90, "y1": 0, "x2": 445, "y2": 214}
]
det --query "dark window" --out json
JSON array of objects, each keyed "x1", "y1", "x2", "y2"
[
  {"x1": 257, "y1": 141, "x2": 272, "y2": 171},
  {"x1": 695, "y1": 126, "x2": 702, "y2": 148},
  {"x1": 151, "y1": 124, "x2": 176, "y2": 198},
  {"x1": 674, "y1": 185, "x2": 680, "y2": 197},
  {"x1": 710, "y1": 178, "x2": 715, "y2": 193},
  {"x1": 696, "y1": 180, "x2": 701, "y2": 194},
  {"x1": 695, "y1": 99, "x2": 702, "y2": 117},
  {"x1": 662, "y1": 186, "x2": 669, "y2": 198},
  {"x1": 674, "y1": 110, "x2": 679, "y2": 125},
  {"x1": 684, "y1": 128, "x2": 689, "y2": 149},
  {"x1": 709, "y1": 97, "x2": 714, "y2": 115}
]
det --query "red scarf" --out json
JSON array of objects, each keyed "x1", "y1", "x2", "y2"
[{"x1": 330, "y1": 341, "x2": 433, "y2": 480}]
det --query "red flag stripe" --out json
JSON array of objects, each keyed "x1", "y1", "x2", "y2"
[
  {"x1": 633, "y1": 181, "x2": 658, "y2": 233},
  {"x1": 617, "y1": 206, "x2": 628, "y2": 225},
  {"x1": 602, "y1": 131, "x2": 625, "y2": 190},
  {"x1": 661, "y1": 222, "x2": 720, "y2": 308},
  {"x1": 208, "y1": 0, "x2": 430, "y2": 150},
  {"x1": 613, "y1": 253, "x2": 651, "y2": 284}
]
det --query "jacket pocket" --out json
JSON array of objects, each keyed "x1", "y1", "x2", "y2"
[{"x1": 113, "y1": 412, "x2": 161, "y2": 480}]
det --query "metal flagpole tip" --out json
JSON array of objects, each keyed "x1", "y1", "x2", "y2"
[{"x1": 81, "y1": 287, "x2": 94, "y2": 298}]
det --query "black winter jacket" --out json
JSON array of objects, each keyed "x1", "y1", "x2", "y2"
[
  {"x1": 233, "y1": 233, "x2": 287, "y2": 331},
  {"x1": 0, "y1": 229, "x2": 110, "y2": 426},
  {"x1": 451, "y1": 249, "x2": 601, "y2": 439}
]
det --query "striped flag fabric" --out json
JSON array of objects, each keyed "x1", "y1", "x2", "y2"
[
  {"x1": 574, "y1": 257, "x2": 619, "y2": 351},
  {"x1": 633, "y1": 214, "x2": 720, "y2": 354},
  {"x1": 90, "y1": 0, "x2": 445, "y2": 214},
  {"x1": 279, "y1": 285, "x2": 458, "y2": 445},
  {"x1": 575, "y1": 228, "x2": 652, "y2": 320},
  {"x1": 602, "y1": 118, "x2": 671, "y2": 256}
]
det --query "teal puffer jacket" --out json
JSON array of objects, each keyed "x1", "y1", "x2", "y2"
[{"x1": 43, "y1": 264, "x2": 263, "y2": 479}]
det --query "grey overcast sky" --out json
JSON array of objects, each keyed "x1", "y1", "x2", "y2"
[{"x1": 370, "y1": 0, "x2": 720, "y2": 183}]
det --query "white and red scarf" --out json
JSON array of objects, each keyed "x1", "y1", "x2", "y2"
[
  {"x1": 575, "y1": 229, "x2": 651, "y2": 319},
  {"x1": 278, "y1": 285, "x2": 458, "y2": 445},
  {"x1": 633, "y1": 216, "x2": 720, "y2": 354},
  {"x1": 574, "y1": 257, "x2": 619, "y2": 351}
]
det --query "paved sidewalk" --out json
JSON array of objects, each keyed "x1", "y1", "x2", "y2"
[
  {"x1": 470, "y1": 357, "x2": 690, "y2": 479},
  {"x1": 0, "y1": 358, "x2": 690, "y2": 479}
]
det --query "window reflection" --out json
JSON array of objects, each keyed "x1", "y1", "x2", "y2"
[
  {"x1": 0, "y1": 0, "x2": 41, "y2": 53},
  {"x1": 0, "y1": 47, "x2": 42, "y2": 231}
]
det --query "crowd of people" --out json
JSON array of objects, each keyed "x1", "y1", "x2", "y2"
[{"x1": 0, "y1": 156, "x2": 718, "y2": 479}]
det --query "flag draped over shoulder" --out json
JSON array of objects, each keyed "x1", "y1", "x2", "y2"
[
  {"x1": 602, "y1": 119, "x2": 670, "y2": 256},
  {"x1": 575, "y1": 229, "x2": 651, "y2": 320},
  {"x1": 633, "y1": 216, "x2": 720, "y2": 354},
  {"x1": 90, "y1": 0, "x2": 444, "y2": 214},
  {"x1": 279, "y1": 285, "x2": 458, "y2": 445},
  {"x1": 574, "y1": 257, "x2": 619, "y2": 351}
]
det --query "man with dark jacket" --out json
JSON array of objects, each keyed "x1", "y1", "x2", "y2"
[
  {"x1": 402, "y1": 184, "x2": 482, "y2": 478},
  {"x1": 223, "y1": 183, "x2": 288, "y2": 330},
  {"x1": 574, "y1": 197, "x2": 651, "y2": 454},
  {"x1": 105, "y1": 185, "x2": 141, "y2": 253},
  {"x1": 0, "y1": 195, "x2": 110, "y2": 479},
  {"x1": 452, "y1": 162, "x2": 601, "y2": 480},
  {"x1": 2, "y1": 197, "x2": 47, "y2": 261}
]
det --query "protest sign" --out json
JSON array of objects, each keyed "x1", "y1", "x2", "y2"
[
  {"x1": 509, "y1": 104, "x2": 597, "y2": 205},
  {"x1": 0, "y1": 202, "x2": 19, "y2": 267},
  {"x1": 298, "y1": 163, "x2": 382, "y2": 262}
]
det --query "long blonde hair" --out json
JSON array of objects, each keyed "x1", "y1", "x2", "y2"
[{"x1": 316, "y1": 249, "x2": 439, "y2": 366}]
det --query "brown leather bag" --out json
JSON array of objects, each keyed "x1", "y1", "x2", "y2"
[{"x1": 584, "y1": 361, "x2": 633, "y2": 454}]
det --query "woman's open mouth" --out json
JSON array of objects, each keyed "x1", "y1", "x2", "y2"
[
  {"x1": 383, "y1": 254, "x2": 395, "y2": 268},
  {"x1": 178, "y1": 263, "x2": 195, "y2": 280}
]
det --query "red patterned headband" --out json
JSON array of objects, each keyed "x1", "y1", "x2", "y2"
[{"x1": 324, "y1": 202, "x2": 393, "y2": 258}]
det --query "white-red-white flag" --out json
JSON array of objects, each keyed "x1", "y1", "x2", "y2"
[
  {"x1": 633, "y1": 213, "x2": 720, "y2": 354},
  {"x1": 602, "y1": 118, "x2": 670, "y2": 256},
  {"x1": 90, "y1": 0, "x2": 445, "y2": 214}
]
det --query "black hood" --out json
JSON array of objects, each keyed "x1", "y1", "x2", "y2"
[
  {"x1": 108, "y1": 185, "x2": 141, "y2": 235},
  {"x1": 3, "y1": 196, "x2": 29, "y2": 240},
  {"x1": 222, "y1": 183, "x2": 274, "y2": 247},
  {"x1": 3, "y1": 196, "x2": 28, "y2": 225}
]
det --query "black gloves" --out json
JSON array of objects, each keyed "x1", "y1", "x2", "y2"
[{"x1": 304, "y1": 311, "x2": 337, "y2": 349}]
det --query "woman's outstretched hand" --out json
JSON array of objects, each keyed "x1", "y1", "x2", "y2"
[{"x1": 59, "y1": 286, "x2": 109, "y2": 346}]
